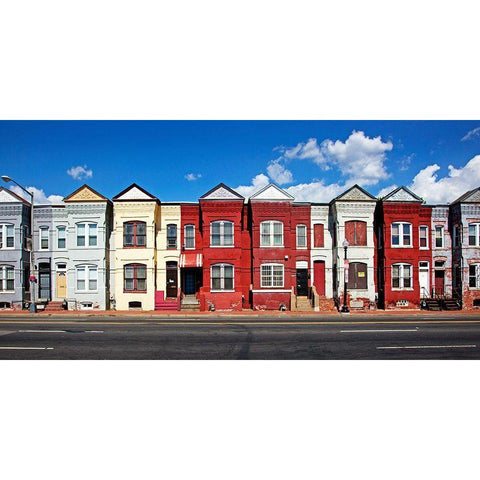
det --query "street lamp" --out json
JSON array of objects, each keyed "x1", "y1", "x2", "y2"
[
  {"x1": 1, "y1": 175, "x2": 36, "y2": 312},
  {"x1": 341, "y1": 238, "x2": 350, "y2": 313}
]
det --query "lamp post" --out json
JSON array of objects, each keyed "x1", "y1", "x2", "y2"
[
  {"x1": 341, "y1": 238, "x2": 350, "y2": 313},
  {"x1": 1, "y1": 175, "x2": 36, "y2": 313}
]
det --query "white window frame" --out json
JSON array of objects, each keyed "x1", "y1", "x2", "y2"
[
  {"x1": 57, "y1": 225, "x2": 67, "y2": 250},
  {"x1": 391, "y1": 222, "x2": 412, "y2": 247},
  {"x1": 392, "y1": 263, "x2": 413, "y2": 290},
  {"x1": 469, "y1": 264, "x2": 480, "y2": 289},
  {"x1": 468, "y1": 223, "x2": 480, "y2": 247},
  {"x1": 261, "y1": 263, "x2": 284, "y2": 288},
  {"x1": 296, "y1": 224, "x2": 307, "y2": 249},
  {"x1": 0, "y1": 224, "x2": 15, "y2": 250},
  {"x1": 75, "y1": 265, "x2": 98, "y2": 292},
  {"x1": 419, "y1": 225, "x2": 429, "y2": 249},
  {"x1": 0, "y1": 265, "x2": 15, "y2": 292},
  {"x1": 435, "y1": 225, "x2": 444, "y2": 248},
  {"x1": 184, "y1": 224, "x2": 195, "y2": 249},
  {"x1": 210, "y1": 263, "x2": 234, "y2": 291},
  {"x1": 210, "y1": 221, "x2": 234, "y2": 247},
  {"x1": 39, "y1": 226, "x2": 49, "y2": 250},
  {"x1": 260, "y1": 221, "x2": 284, "y2": 247},
  {"x1": 76, "y1": 222, "x2": 98, "y2": 247},
  {"x1": 453, "y1": 224, "x2": 462, "y2": 247}
]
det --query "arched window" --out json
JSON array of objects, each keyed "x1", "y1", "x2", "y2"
[
  {"x1": 345, "y1": 220, "x2": 367, "y2": 246},
  {"x1": 211, "y1": 263, "x2": 234, "y2": 291},
  {"x1": 210, "y1": 221, "x2": 234, "y2": 246},
  {"x1": 0, "y1": 224, "x2": 15, "y2": 249},
  {"x1": 392, "y1": 263, "x2": 412, "y2": 289},
  {"x1": 124, "y1": 221, "x2": 146, "y2": 247},
  {"x1": 260, "y1": 221, "x2": 283, "y2": 247},
  {"x1": 184, "y1": 224, "x2": 195, "y2": 249},
  {"x1": 124, "y1": 263, "x2": 147, "y2": 292},
  {"x1": 391, "y1": 222, "x2": 412, "y2": 247},
  {"x1": 167, "y1": 224, "x2": 177, "y2": 249}
]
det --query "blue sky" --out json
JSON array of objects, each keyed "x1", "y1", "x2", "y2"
[{"x1": 1, "y1": 120, "x2": 480, "y2": 204}]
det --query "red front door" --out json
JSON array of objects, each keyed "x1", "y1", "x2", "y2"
[
  {"x1": 314, "y1": 261, "x2": 325, "y2": 296},
  {"x1": 434, "y1": 270, "x2": 445, "y2": 296}
]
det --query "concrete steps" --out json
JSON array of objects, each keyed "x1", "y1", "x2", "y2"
[
  {"x1": 181, "y1": 294, "x2": 200, "y2": 312},
  {"x1": 293, "y1": 296, "x2": 314, "y2": 312},
  {"x1": 44, "y1": 301, "x2": 64, "y2": 312}
]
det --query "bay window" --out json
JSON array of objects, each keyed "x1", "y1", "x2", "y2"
[
  {"x1": 391, "y1": 222, "x2": 412, "y2": 247},
  {"x1": 260, "y1": 221, "x2": 283, "y2": 247},
  {"x1": 210, "y1": 221, "x2": 233, "y2": 247},
  {"x1": 261, "y1": 264, "x2": 284, "y2": 288},
  {"x1": 211, "y1": 264, "x2": 234, "y2": 291},
  {"x1": 392, "y1": 263, "x2": 412, "y2": 289}
]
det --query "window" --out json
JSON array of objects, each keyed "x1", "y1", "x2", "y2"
[
  {"x1": 210, "y1": 221, "x2": 234, "y2": 247},
  {"x1": 39, "y1": 227, "x2": 49, "y2": 249},
  {"x1": 392, "y1": 263, "x2": 413, "y2": 289},
  {"x1": 211, "y1": 264, "x2": 234, "y2": 291},
  {"x1": 261, "y1": 264, "x2": 284, "y2": 288},
  {"x1": 77, "y1": 223, "x2": 97, "y2": 247},
  {"x1": 313, "y1": 224, "x2": 324, "y2": 248},
  {"x1": 76, "y1": 265, "x2": 98, "y2": 292},
  {"x1": 185, "y1": 224, "x2": 195, "y2": 249},
  {"x1": 260, "y1": 221, "x2": 283, "y2": 247},
  {"x1": 468, "y1": 223, "x2": 480, "y2": 246},
  {"x1": 167, "y1": 224, "x2": 177, "y2": 249},
  {"x1": 124, "y1": 221, "x2": 146, "y2": 247},
  {"x1": 57, "y1": 226, "x2": 66, "y2": 249},
  {"x1": 419, "y1": 225, "x2": 429, "y2": 249},
  {"x1": 296, "y1": 225, "x2": 307, "y2": 248},
  {"x1": 469, "y1": 264, "x2": 480, "y2": 288},
  {"x1": 453, "y1": 224, "x2": 461, "y2": 247},
  {"x1": 347, "y1": 262, "x2": 367, "y2": 290},
  {"x1": 435, "y1": 226, "x2": 444, "y2": 248},
  {"x1": 0, "y1": 266, "x2": 14, "y2": 291},
  {"x1": 0, "y1": 224, "x2": 14, "y2": 249},
  {"x1": 345, "y1": 220, "x2": 367, "y2": 246},
  {"x1": 124, "y1": 264, "x2": 147, "y2": 292},
  {"x1": 391, "y1": 222, "x2": 412, "y2": 247}
]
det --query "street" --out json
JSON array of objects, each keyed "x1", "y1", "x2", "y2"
[{"x1": 1, "y1": 314, "x2": 480, "y2": 359}]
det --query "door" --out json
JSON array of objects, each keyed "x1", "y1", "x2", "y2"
[
  {"x1": 419, "y1": 262, "x2": 429, "y2": 298},
  {"x1": 348, "y1": 262, "x2": 367, "y2": 290},
  {"x1": 56, "y1": 272, "x2": 66, "y2": 298},
  {"x1": 166, "y1": 262, "x2": 178, "y2": 298},
  {"x1": 313, "y1": 261, "x2": 325, "y2": 296},
  {"x1": 296, "y1": 269, "x2": 308, "y2": 296},
  {"x1": 184, "y1": 271, "x2": 196, "y2": 295},
  {"x1": 434, "y1": 270, "x2": 445, "y2": 296},
  {"x1": 38, "y1": 263, "x2": 51, "y2": 300}
]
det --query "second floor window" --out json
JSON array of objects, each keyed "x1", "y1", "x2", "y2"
[
  {"x1": 392, "y1": 263, "x2": 412, "y2": 289},
  {"x1": 211, "y1": 221, "x2": 233, "y2": 247},
  {"x1": 57, "y1": 226, "x2": 66, "y2": 249},
  {"x1": 40, "y1": 227, "x2": 49, "y2": 249},
  {"x1": 167, "y1": 224, "x2": 177, "y2": 249},
  {"x1": 124, "y1": 221, "x2": 146, "y2": 247},
  {"x1": 345, "y1": 220, "x2": 367, "y2": 246},
  {"x1": 419, "y1": 226, "x2": 429, "y2": 249},
  {"x1": 77, "y1": 223, "x2": 97, "y2": 247},
  {"x1": 468, "y1": 223, "x2": 480, "y2": 246},
  {"x1": 313, "y1": 224, "x2": 324, "y2": 248},
  {"x1": 392, "y1": 222, "x2": 412, "y2": 247},
  {"x1": 185, "y1": 225, "x2": 195, "y2": 249},
  {"x1": 260, "y1": 221, "x2": 283, "y2": 247},
  {"x1": 296, "y1": 225, "x2": 307, "y2": 248},
  {"x1": 0, "y1": 224, "x2": 14, "y2": 249},
  {"x1": 0, "y1": 265, "x2": 14, "y2": 291},
  {"x1": 435, "y1": 226, "x2": 444, "y2": 248},
  {"x1": 124, "y1": 263, "x2": 147, "y2": 292}
]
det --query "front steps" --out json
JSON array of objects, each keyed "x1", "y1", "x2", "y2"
[
  {"x1": 181, "y1": 294, "x2": 200, "y2": 312},
  {"x1": 293, "y1": 296, "x2": 314, "y2": 312},
  {"x1": 44, "y1": 301, "x2": 65, "y2": 312},
  {"x1": 423, "y1": 297, "x2": 461, "y2": 311}
]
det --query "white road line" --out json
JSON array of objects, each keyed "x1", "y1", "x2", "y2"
[
  {"x1": 0, "y1": 346, "x2": 54, "y2": 350},
  {"x1": 84, "y1": 330, "x2": 104, "y2": 333},
  {"x1": 19, "y1": 330, "x2": 67, "y2": 333},
  {"x1": 377, "y1": 344, "x2": 476, "y2": 350},
  {"x1": 341, "y1": 328, "x2": 419, "y2": 333}
]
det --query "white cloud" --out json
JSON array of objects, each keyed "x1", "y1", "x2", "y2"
[
  {"x1": 280, "y1": 138, "x2": 327, "y2": 168},
  {"x1": 376, "y1": 184, "x2": 398, "y2": 199},
  {"x1": 266, "y1": 159, "x2": 293, "y2": 185},
  {"x1": 461, "y1": 127, "x2": 480, "y2": 142},
  {"x1": 185, "y1": 173, "x2": 202, "y2": 181},
  {"x1": 408, "y1": 155, "x2": 480, "y2": 203},
  {"x1": 67, "y1": 165, "x2": 93, "y2": 180},
  {"x1": 285, "y1": 180, "x2": 347, "y2": 203},
  {"x1": 10, "y1": 186, "x2": 64, "y2": 205},
  {"x1": 398, "y1": 153, "x2": 414, "y2": 171},
  {"x1": 234, "y1": 173, "x2": 269, "y2": 198}
]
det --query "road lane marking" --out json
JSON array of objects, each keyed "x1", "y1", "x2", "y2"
[
  {"x1": 0, "y1": 346, "x2": 54, "y2": 350},
  {"x1": 18, "y1": 329, "x2": 104, "y2": 333},
  {"x1": 341, "y1": 328, "x2": 419, "y2": 333},
  {"x1": 377, "y1": 344, "x2": 476, "y2": 350}
]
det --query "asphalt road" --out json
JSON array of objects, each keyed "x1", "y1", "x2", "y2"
[{"x1": 1, "y1": 314, "x2": 480, "y2": 359}]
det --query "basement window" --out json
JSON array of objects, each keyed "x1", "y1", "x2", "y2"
[
  {"x1": 129, "y1": 301, "x2": 142, "y2": 309},
  {"x1": 396, "y1": 300, "x2": 409, "y2": 307}
]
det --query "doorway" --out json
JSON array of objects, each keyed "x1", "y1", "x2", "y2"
[
  {"x1": 419, "y1": 261, "x2": 429, "y2": 298},
  {"x1": 38, "y1": 262, "x2": 51, "y2": 300},
  {"x1": 166, "y1": 261, "x2": 178, "y2": 298},
  {"x1": 182, "y1": 267, "x2": 202, "y2": 295},
  {"x1": 434, "y1": 270, "x2": 445, "y2": 296},
  {"x1": 56, "y1": 263, "x2": 67, "y2": 299},
  {"x1": 313, "y1": 260, "x2": 325, "y2": 296},
  {"x1": 296, "y1": 269, "x2": 308, "y2": 296}
]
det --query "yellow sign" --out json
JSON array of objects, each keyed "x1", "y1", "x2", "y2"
[{"x1": 358, "y1": 272, "x2": 365, "y2": 277}]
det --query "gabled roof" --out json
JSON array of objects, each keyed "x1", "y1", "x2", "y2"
[
  {"x1": 112, "y1": 183, "x2": 159, "y2": 203},
  {"x1": 0, "y1": 186, "x2": 31, "y2": 205},
  {"x1": 332, "y1": 184, "x2": 376, "y2": 203},
  {"x1": 63, "y1": 184, "x2": 109, "y2": 203},
  {"x1": 451, "y1": 187, "x2": 480, "y2": 204},
  {"x1": 382, "y1": 186, "x2": 423, "y2": 203},
  {"x1": 249, "y1": 183, "x2": 294, "y2": 201},
  {"x1": 199, "y1": 183, "x2": 244, "y2": 201}
]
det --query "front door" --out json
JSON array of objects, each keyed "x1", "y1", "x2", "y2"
[
  {"x1": 434, "y1": 270, "x2": 445, "y2": 296},
  {"x1": 313, "y1": 261, "x2": 325, "y2": 296},
  {"x1": 184, "y1": 271, "x2": 196, "y2": 295},
  {"x1": 38, "y1": 263, "x2": 51, "y2": 300},
  {"x1": 419, "y1": 262, "x2": 429, "y2": 298},
  {"x1": 166, "y1": 262, "x2": 178, "y2": 298},
  {"x1": 296, "y1": 269, "x2": 308, "y2": 296},
  {"x1": 56, "y1": 272, "x2": 66, "y2": 298}
]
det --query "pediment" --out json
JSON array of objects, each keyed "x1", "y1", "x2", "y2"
[
  {"x1": 113, "y1": 183, "x2": 158, "y2": 202},
  {"x1": 250, "y1": 183, "x2": 294, "y2": 201},
  {"x1": 0, "y1": 187, "x2": 29, "y2": 204},
  {"x1": 64, "y1": 185, "x2": 107, "y2": 203},
  {"x1": 383, "y1": 186, "x2": 422, "y2": 202},
  {"x1": 452, "y1": 187, "x2": 480, "y2": 204},
  {"x1": 335, "y1": 185, "x2": 376, "y2": 202},
  {"x1": 200, "y1": 183, "x2": 244, "y2": 201}
]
